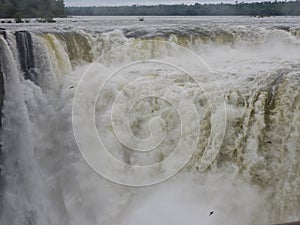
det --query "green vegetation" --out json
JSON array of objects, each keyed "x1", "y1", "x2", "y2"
[
  {"x1": 66, "y1": 1, "x2": 300, "y2": 16},
  {"x1": 0, "y1": 0, "x2": 65, "y2": 18}
]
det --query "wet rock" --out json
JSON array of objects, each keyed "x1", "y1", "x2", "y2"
[
  {"x1": 15, "y1": 31, "x2": 37, "y2": 82},
  {"x1": 0, "y1": 61, "x2": 4, "y2": 215},
  {"x1": 0, "y1": 28, "x2": 6, "y2": 39}
]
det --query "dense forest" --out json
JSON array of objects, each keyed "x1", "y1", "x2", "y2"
[
  {"x1": 0, "y1": 0, "x2": 65, "y2": 18},
  {"x1": 66, "y1": 1, "x2": 300, "y2": 16}
]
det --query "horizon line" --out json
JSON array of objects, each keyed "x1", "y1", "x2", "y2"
[{"x1": 65, "y1": 0, "x2": 297, "y2": 7}]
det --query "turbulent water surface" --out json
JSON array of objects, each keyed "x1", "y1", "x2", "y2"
[{"x1": 0, "y1": 16, "x2": 300, "y2": 225}]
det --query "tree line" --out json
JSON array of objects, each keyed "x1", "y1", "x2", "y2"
[
  {"x1": 0, "y1": 0, "x2": 65, "y2": 18},
  {"x1": 66, "y1": 1, "x2": 300, "y2": 16}
]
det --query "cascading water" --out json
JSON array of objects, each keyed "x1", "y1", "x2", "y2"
[{"x1": 0, "y1": 16, "x2": 299, "y2": 225}]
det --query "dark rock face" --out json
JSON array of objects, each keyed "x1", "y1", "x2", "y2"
[
  {"x1": 0, "y1": 28, "x2": 6, "y2": 39},
  {"x1": 0, "y1": 50, "x2": 4, "y2": 217},
  {"x1": 0, "y1": 64, "x2": 3, "y2": 128},
  {"x1": 15, "y1": 31, "x2": 37, "y2": 83}
]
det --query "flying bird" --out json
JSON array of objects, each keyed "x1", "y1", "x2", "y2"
[{"x1": 209, "y1": 211, "x2": 214, "y2": 216}]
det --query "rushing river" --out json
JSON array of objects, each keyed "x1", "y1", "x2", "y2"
[{"x1": 0, "y1": 16, "x2": 300, "y2": 225}]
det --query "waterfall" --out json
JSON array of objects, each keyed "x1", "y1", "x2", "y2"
[{"x1": 0, "y1": 24, "x2": 299, "y2": 225}]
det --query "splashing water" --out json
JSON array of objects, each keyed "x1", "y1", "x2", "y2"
[{"x1": 0, "y1": 16, "x2": 299, "y2": 225}]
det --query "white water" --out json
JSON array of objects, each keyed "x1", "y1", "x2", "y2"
[{"x1": 0, "y1": 16, "x2": 299, "y2": 225}]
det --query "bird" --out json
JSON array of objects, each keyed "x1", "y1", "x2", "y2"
[
  {"x1": 209, "y1": 211, "x2": 214, "y2": 216},
  {"x1": 266, "y1": 141, "x2": 272, "y2": 144}
]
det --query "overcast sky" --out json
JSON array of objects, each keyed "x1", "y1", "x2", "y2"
[{"x1": 64, "y1": 0, "x2": 259, "y2": 6}]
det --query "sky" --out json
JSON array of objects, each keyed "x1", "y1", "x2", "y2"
[{"x1": 64, "y1": 0, "x2": 259, "y2": 7}]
